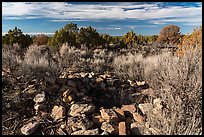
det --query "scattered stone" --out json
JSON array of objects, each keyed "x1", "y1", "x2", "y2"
[
  {"x1": 51, "y1": 105, "x2": 66, "y2": 121},
  {"x1": 68, "y1": 114, "x2": 93, "y2": 131},
  {"x1": 136, "y1": 81, "x2": 146, "y2": 86},
  {"x1": 63, "y1": 89, "x2": 72, "y2": 98},
  {"x1": 21, "y1": 120, "x2": 40, "y2": 135},
  {"x1": 63, "y1": 94, "x2": 76, "y2": 103},
  {"x1": 138, "y1": 103, "x2": 152, "y2": 114},
  {"x1": 92, "y1": 115, "x2": 105, "y2": 126},
  {"x1": 71, "y1": 128, "x2": 99, "y2": 135},
  {"x1": 100, "y1": 108, "x2": 118, "y2": 122},
  {"x1": 121, "y1": 104, "x2": 137, "y2": 113},
  {"x1": 101, "y1": 131, "x2": 109, "y2": 135},
  {"x1": 101, "y1": 122, "x2": 118, "y2": 134},
  {"x1": 33, "y1": 92, "x2": 45, "y2": 103},
  {"x1": 119, "y1": 122, "x2": 126, "y2": 135},
  {"x1": 68, "y1": 103, "x2": 95, "y2": 116},
  {"x1": 114, "y1": 108, "x2": 125, "y2": 121},
  {"x1": 132, "y1": 112, "x2": 144, "y2": 124},
  {"x1": 34, "y1": 104, "x2": 45, "y2": 112}
]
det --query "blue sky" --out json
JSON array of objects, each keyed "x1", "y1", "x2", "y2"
[{"x1": 2, "y1": 2, "x2": 202, "y2": 36}]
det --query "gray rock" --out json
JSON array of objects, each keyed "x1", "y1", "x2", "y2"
[
  {"x1": 68, "y1": 103, "x2": 95, "y2": 116},
  {"x1": 71, "y1": 128, "x2": 99, "y2": 135}
]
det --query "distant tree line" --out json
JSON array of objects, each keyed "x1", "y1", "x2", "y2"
[{"x1": 2, "y1": 23, "x2": 202, "y2": 52}]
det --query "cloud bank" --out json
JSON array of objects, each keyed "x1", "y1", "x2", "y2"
[{"x1": 2, "y1": 2, "x2": 202, "y2": 26}]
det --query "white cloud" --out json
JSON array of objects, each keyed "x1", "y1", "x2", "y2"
[
  {"x1": 126, "y1": 25, "x2": 158, "y2": 29},
  {"x1": 2, "y1": 2, "x2": 202, "y2": 26},
  {"x1": 98, "y1": 27, "x2": 122, "y2": 30}
]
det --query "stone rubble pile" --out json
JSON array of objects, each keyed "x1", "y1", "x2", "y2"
[{"x1": 19, "y1": 72, "x2": 163, "y2": 135}]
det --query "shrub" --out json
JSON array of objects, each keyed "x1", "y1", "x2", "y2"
[
  {"x1": 176, "y1": 26, "x2": 202, "y2": 56},
  {"x1": 18, "y1": 44, "x2": 62, "y2": 82},
  {"x1": 143, "y1": 49, "x2": 202, "y2": 135},
  {"x1": 112, "y1": 52, "x2": 145, "y2": 81},
  {"x1": 113, "y1": 48, "x2": 202, "y2": 135}
]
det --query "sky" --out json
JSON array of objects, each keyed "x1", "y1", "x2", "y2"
[{"x1": 2, "y1": 2, "x2": 202, "y2": 36}]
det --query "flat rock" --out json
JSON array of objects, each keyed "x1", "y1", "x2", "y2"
[
  {"x1": 71, "y1": 128, "x2": 99, "y2": 135},
  {"x1": 51, "y1": 105, "x2": 66, "y2": 121},
  {"x1": 132, "y1": 112, "x2": 144, "y2": 124},
  {"x1": 33, "y1": 92, "x2": 45, "y2": 103},
  {"x1": 114, "y1": 108, "x2": 125, "y2": 121},
  {"x1": 100, "y1": 108, "x2": 118, "y2": 122},
  {"x1": 119, "y1": 122, "x2": 126, "y2": 135},
  {"x1": 121, "y1": 104, "x2": 137, "y2": 113},
  {"x1": 136, "y1": 81, "x2": 146, "y2": 86},
  {"x1": 67, "y1": 114, "x2": 93, "y2": 131},
  {"x1": 101, "y1": 121, "x2": 118, "y2": 135},
  {"x1": 92, "y1": 115, "x2": 105, "y2": 126},
  {"x1": 20, "y1": 119, "x2": 40, "y2": 135},
  {"x1": 68, "y1": 103, "x2": 95, "y2": 116}
]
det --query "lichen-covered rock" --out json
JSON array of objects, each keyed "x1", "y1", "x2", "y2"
[
  {"x1": 68, "y1": 103, "x2": 95, "y2": 116},
  {"x1": 67, "y1": 114, "x2": 93, "y2": 131},
  {"x1": 71, "y1": 128, "x2": 99, "y2": 135}
]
